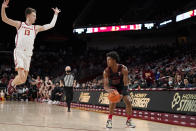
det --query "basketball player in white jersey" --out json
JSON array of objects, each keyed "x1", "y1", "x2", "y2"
[{"x1": 1, "y1": 0, "x2": 61, "y2": 94}]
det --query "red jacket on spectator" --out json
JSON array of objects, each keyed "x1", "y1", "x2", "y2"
[{"x1": 143, "y1": 69, "x2": 155, "y2": 84}]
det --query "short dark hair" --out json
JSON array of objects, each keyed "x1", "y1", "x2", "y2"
[
  {"x1": 106, "y1": 51, "x2": 120, "y2": 62},
  {"x1": 25, "y1": 7, "x2": 36, "y2": 17}
]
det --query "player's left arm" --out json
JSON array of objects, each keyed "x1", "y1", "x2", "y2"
[
  {"x1": 35, "y1": 7, "x2": 61, "y2": 34},
  {"x1": 122, "y1": 65, "x2": 129, "y2": 86},
  {"x1": 122, "y1": 66, "x2": 131, "y2": 101}
]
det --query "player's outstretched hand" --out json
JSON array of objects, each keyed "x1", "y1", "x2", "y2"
[
  {"x1": 52, "y1": 7, "x2": 61, "y2": 15},
  {"x1": 2, "y1": 0, "x2": 9, "y2": 8}
]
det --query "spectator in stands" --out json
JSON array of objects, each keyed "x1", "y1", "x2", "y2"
[
  {"x1": 44, "y1": 76, "x2": 53, "y2": 90},
  {"x1": 17, "y1": 85, "x2": 23, "y2": 101},
  {"x1": 49, "y1": 81, "x2": 63, "y2": 104},
  {"x1": 35, "y1": 76, "x2": 41, "y2": 89},
  {"x1": 155, "y1": 69, "x2": 161, "y2": 81},
  {"x1": 75, "y1": 82, "x2": 80, "y2": 88},
  {"x1": 38, "y1": 79, "x2": 45, "y2": 99},
  {"x1": 81, "y1": 83, "x2": 86, "y2": 89},
  {"x1": 3, "y1": 42, "x2": 196, "y2": 92},
  {"x1": 174, "y1": 74, "x2": 184, "y2": 88},
  {"x1": 50, "y1": 82, "x2": 60, "y2": 104},
  {"x1": 17, "y1": 85, "x2": 28, "y2": 102},
  {"x1": 168, "y1": 77, "x2": 174, "y2": 88},
  {"x1": 54, "y1": 82, "x2": 64, "y2": 104},
  {"x1": 130, "y1": 80, "x2": 140, "y2": 89},
  {"x1": 143, "y1": 66, "x2": 155, "y2": 88},
  {"x1": 183, "y1": 78, "x2": 192, "y2": 88},
  {"x1": 21, "y1": 85, "x2": 29, "y2": 102},
  {"x1": 27, "y1": 75, "x2": 39, "y2": 101},
  {"x1": 48, "y1": 83, "x2": 56, "y2": 104},
  {"x1": 1, "y1": 73, "x2": 8, "y2": 87},
  {"x1": 42, "y1": 84, "x2": 50, "y2": 102}
]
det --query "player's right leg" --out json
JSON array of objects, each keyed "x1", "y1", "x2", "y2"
[
  {"x1": 123, "y1": 95, "x2": 136, "y2": 128},
  {"x1": 106, "y1": 103, "x2": 116, "y2": 128},
  {"x1": 7, "y1": 68, "x2": 27, "y2": 94},
  {"x1": 8, "y1": 50, "x2": 30, "y2": 94},
  {"x1": 12, "y1": 68, "x2": 27, "y2": 86}
]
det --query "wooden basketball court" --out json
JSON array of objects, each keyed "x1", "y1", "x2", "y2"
[{"x1": 0, "y1": 101, "x2": 195, "y2": 131}]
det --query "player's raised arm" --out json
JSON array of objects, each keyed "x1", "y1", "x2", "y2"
[
  {"x1": 35, "y1": 7, "x2": 61, "y2": 33},
  {"x1": 1, "y1": 0, "x2": 21, "y2": 29}
]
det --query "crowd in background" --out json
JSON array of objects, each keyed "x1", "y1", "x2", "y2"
[
  {"x1": 1, "y1": 41, "x2": 196, "y2": 101},
  {"x1": 77, "y1": 42, "x2": 196, "y2": 89},
  {"x1": 0, "y1": 71, "x2": 65, "y2": 103}
]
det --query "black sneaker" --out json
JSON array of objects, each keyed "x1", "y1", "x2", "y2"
[
  {"x1": 67, "y1": 109, "x2": 71, "y2": 112},
  {"x1": 106, "y1": 119, "x2": 112, "y2": 128},
  {"x1": 126, "y1": 119, "x2": 136, "y2": 128}
]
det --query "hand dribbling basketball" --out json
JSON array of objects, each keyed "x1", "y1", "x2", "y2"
[{"x1": 108, "y1": 89, "x2": 121, "y2": 103}]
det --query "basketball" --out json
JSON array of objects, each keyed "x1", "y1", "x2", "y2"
[{"x1": 108, "y1": 90, "x2": 121, "y2": 103}]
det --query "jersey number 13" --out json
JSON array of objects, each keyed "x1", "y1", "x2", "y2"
[{"x1": 25, "y1": 29, "x2": 30, "y2": 36}]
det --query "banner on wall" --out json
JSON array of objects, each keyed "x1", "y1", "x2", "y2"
[{"x1": 73, "y1": 90, "x2": 196, "y2": 115}]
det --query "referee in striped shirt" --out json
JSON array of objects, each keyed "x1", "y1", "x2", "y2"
[{"x1": 63, "y1": 66, "x2": 76, "y2": 112}]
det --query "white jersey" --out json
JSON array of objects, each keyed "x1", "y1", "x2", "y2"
[{"x1": 15, "y1": 22, "x2": 36, "y2": 55}]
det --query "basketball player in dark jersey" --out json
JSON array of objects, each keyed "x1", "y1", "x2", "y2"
[{"x1": 103, "y1": 51, "x2": 135, "y2": 128}]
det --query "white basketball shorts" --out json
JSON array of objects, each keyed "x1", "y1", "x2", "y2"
[{"x1": 14, "y1": 49, "x2": 32, "y2": 71}]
